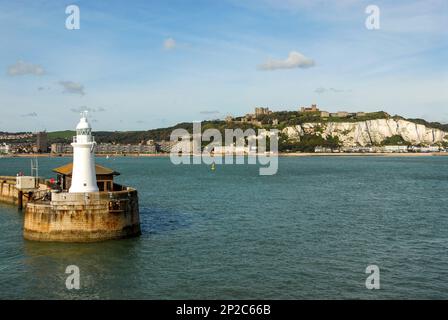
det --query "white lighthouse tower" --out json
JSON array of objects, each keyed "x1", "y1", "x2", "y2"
[{"x1": 69, "y1": 111, "x2": 99, "y2": 193}]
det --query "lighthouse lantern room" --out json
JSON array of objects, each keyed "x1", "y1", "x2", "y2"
[{"x1": 69, "y1": 111, "x2": 99, "y2": 193}]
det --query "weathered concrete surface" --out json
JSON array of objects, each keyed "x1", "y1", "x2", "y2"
[
  {"x1": 0, "y1": 176, "x2": 48, "y2": 207},
  {"x1": 0, "y1": 176, "x2": 22, "y2": 206},
  {"x1": 24, "y1": 189, "x2": 141, "y2": 242}
]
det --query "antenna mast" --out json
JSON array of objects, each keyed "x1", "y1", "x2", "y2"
[{"x1": 31, "y1": 158, "x2": 39, "y2": 181}]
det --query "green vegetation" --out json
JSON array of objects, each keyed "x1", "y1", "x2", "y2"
[
  {"x1": 47, "y1": 131, "x2": 76, "y2": 143},
  {"x1": 405, "y1": 118, "x2": 448, "y2": 132},
  {"x1": 326, "y1": 111, "x2": 391, "y2": 123},
  {"x1": 278, "y1": 134, "x2": 340, "y2": 152},
  {"x1": 381, "y1": 135, "x2": 409, "y2": 146},
  {"x1": 442, "y1": 137, "x2": 448, "y2": 148},
  {"x1": 257, "y1": 111, "x2": 322, "y2": 126}
]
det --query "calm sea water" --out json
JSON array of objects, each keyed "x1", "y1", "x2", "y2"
[{"x1": 0, "y1": 156, "x2": 447, "y2": 299}]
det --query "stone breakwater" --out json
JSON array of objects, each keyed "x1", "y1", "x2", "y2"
[
  {"x1": 0, "y1": 176, "x2": 20, "y2": 205},
  {"x1": 1, "y1": 176, "x2": 141, "y2": 242},
  {"x1": 24, "y1": 188, "x2": 141, "y2": 242},
  {"x1": 282, "y1": 119, "x2": 448, "y2": 146},
  {"x1": 0, "y1": 176, "x2": 40, "y2": 206}
]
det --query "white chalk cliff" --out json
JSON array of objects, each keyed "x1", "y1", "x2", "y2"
[{"x1": 282, "y1": 119, "x2": 448, "y2": 146}]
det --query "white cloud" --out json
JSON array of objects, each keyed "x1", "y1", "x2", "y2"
[
  {"x1": 7, "y1": 60, "x2": 45, "y2": 76},
  {"x1": 70, "y1": 106, "x2": 106, "y2": 113},
  {"x1": 200, "y1": 110, "x2": 220, "y2": 115},
  {"x1": 315, "y1": 87, "x2": 347, "y2": 94},
  {"x1": 258, "y1": 51, "x2": 315, "y2": 71},
  {"x1": 59, "y1": 81, "x2": 85, "y2": 96},
  {"x1": 163, "y1": 38, "x2": 176, "y2": 50},
  {"x1": 21, "y1": 112, "x2": 38, "y2": 117}
]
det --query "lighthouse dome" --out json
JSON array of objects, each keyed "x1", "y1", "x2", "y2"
[{"x1": 76, "y1": 116, "x2": 91, "y2": 130}]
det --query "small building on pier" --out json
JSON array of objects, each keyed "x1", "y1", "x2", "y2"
[{"x1": 53, "y1": 163, "x2": 120, "y2": 192}]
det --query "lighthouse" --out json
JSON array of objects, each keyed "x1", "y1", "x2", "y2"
[{"x1": 69, "y1": 111, "x2": 99, "y2": 193}]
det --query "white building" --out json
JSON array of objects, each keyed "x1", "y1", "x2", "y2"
[
  {"x1": 383, "y1": 145, "x2": 408, "y2": 153},
  {"x1": 409, "y1": 146, "x2": 440, "y2": 153},
  {"x1": 213, "y1": 144, "x2": 248, "y2": 155},
  {"x1": 0, "y1": 143, "x2": 10, "y2": 154}
]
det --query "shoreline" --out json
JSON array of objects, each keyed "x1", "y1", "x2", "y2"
[{"x1": 1, "y1": 152, "x2": 448, "y2": 159}]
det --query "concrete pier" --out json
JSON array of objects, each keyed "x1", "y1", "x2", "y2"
[
  {"x1": 23, "y1": 186, "x2": 141, "y2": 242},
  {"x1": 0, "y1": 176, "x2": 29, "y2": 207}
]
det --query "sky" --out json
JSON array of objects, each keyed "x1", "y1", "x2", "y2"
[{"x1": 0, "y1": 0, "x2": 447, "y2": 132}]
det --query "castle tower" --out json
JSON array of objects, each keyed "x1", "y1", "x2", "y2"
[{"x1": 69, "y1": 111, "x2": 98, "y2": 193}]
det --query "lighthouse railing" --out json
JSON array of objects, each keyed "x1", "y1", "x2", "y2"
[{"x1": 73, "y1": 136, "x2": 95, "y2": 144}]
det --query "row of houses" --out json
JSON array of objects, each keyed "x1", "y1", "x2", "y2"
[
  {"x1": 0, "y1": 132, "x2": 33, "y2": 140},
  {"x1": 0, "y1": 142, "x2": 36, "y2": 154},
  {"x1": 0, "y1": 132, "x2": 48, "y2": 153},
  {"x1": 51, "y1": 142, "x2": 157, "y2": 154},
  {"x1": 315, "y1": 145, "x2": 447, "y2": 153}
]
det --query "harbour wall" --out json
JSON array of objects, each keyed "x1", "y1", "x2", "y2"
[
  {"x1": 0, "y1": 176, "x2": 48, "y2": 207},
  {"x1": 0, "y1": 176, "x2": 22, "y2": 206},
  {"x1": 23, "y1": 188, "x2": 141, "y2": 242}
]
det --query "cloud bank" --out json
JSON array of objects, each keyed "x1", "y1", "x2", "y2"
[
  {"x1": 7, "y1": 60, "x2": 45, "y2": 76},
  {"x1": 21, "y1": 112, "x2": 38, "y2": 117},
  {"x1": 315, "y1": 87, "x2": 347, "y2": 94},
  {"x1": 70, "y1": 106, "x2": 106, "y2": 113},
  {"x1": 258, "y1": 51, "x2": 315, "y2": 70},
  {"x1": 200, "y1": 110, "x2": 220, "y2": 115},
  {"x1": 59, "y1": 81, "x2": 85, "y2": 96}
]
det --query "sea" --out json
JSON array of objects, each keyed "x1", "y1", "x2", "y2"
[{"x1": 0, "y1": 156, "x2": 447, "y2": 299}]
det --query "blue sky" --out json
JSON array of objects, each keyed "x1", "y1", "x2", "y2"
[{"x1": 0, "y1": 0, "x2": 447, "y2": 131}]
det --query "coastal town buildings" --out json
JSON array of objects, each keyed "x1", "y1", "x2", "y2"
[
  {"x1": 0, "y1": 132, "x2": 33, "y2": 140},
  {"x1": 383, "y1": 145, "x2": 409, "y2": 153},
  {"x1": 2, "y1": 104, "x2": 447, "y2": 155},
  {"x1": 213, "y1": 144, "x2": 249, "y2": 155},
  {"x1": 0, "y1": 143, "x2": 10, "y2": 154},
  {"x1": 51, "y1": 143, "x2": 72, "y2": 154},
  {"x1": 51, "y1": 142, "x2": 157, "y2": 154}
]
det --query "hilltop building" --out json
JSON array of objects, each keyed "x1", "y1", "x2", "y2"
[
  {"x1": 255, "y1": 107, "x2": 272, "y2": 116},
  {"x1": 300, "y1": 104, "x2": 319, "y2": 113}
]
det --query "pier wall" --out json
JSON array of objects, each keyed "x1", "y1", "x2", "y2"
[
  {"x1": 23, "y1": 188, "x2": 141, "y2": 242},
  {"x1": 0, "y1": 176, "x2": 20, "y2": 205}
]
